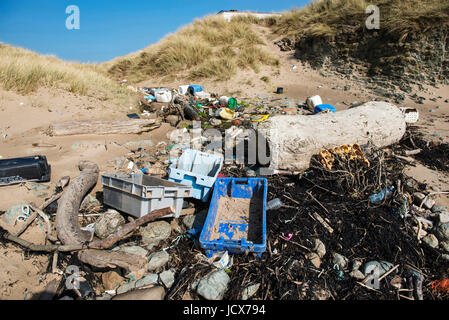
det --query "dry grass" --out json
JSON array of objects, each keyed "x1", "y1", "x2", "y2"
[
  {"x1": 272, "y1": 0, "x2": 449, "y2": 39},
  {"x1": 105, "y1": 15, "x2": 279, "y2": 83},
  {"x1": 0, "y1": 43, "x2": 132, "y2": 103}
]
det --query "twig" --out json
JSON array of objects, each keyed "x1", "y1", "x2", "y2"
[
  {"x1": 30, "y1": 205, "x2": 58, "y2": 242},
  {"x1": 356, "y1": 281, "x2": 382, "y2": 293},
  {"x1": 378, "y1": 264, "x2": 400, "y2": 282},
  {"x1": 306, "y1": 191, "x2": 329, "y2": 214},
  {"x1": 309, "y1": 212, "x2": 334, "y2": 234}
]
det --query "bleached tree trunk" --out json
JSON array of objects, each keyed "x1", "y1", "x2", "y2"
[{"x1": 257, "y1": 101, "x2": 406, "y2": 172}]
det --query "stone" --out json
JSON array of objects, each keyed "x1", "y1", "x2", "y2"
[
  {"x1": 442, "y1": 254, "x2": 449, "y2": 262},
  {"x1": 413, "y1": 192, "x2": 426, "y2": 204},
  {"x1": 80, "y1": 194, "x2": 101, "y2": 212},
  {"x1": 362, "y1": 261, "x2": 394, "y2": 277},
  {"x1": 349, "y1": 270, "x2": 366, "y2": 280},
  {"x1": 306, "y1": 252, "x2": 321, "y2": 268},
  {"x1": 422, "y1": 234, "x2": 439, "y2": 248},
  {"x1": 332, "y1": 253, "x2": 349, "y2": 270},
  {"x1": 241, "y1": 283, "x2": 260, "y2": 300},
  {"x1": 196, "y1": 270, "x2": 230, "y2": 300},
  {"x1": 413, "y1": 193, "x2": 435, "y2": 209},
  {"x1": 94, "y1": 209, "x2": 126, "y2": 239},
  {"x1": 135, "y1": 274, "x2": 159, "y2": 288},
  {"x1": 2, "y1": 203, "x2": 31, "y2": 225},
  {"x1": 140, "y1": 220, "x2": 171, "y2": 245},
  {"x1": 312, "y1": 238, "x2": 326, "y2": 258},
  {"x1": 438, "y1": 212, "x2": 449, "y2": 224},
  {"x1": 351, "y1": 259, "x2": 363, "y2": 271},
  {"x1": 166, "y1": 115, "x2": 179, "y2": 127},
  {"x1": 440, "y1": 241, "x2": 449, "y2": 253},
  {"x1": 170, "y1": 219, "x2": 182, "y2": 233},
  {"x1": 182, "y1": 212, "x2": 207, "y2": 231},
  {"x1": 432, "y1": 206, "x2": 447, "y2": 213},
  {"x1": 159, "y1": 269, "x2": 176, "y2": 288},
  {"x1": 102, "y1": 271, "x2": 125, "y2": 291},
  {"x1": 112, "y1": 286, "x2": 165, "y2": 300},
  {"x1": 116, "y1": 280, "x2": 137, "y2": 295},
  {"x1": 434, "y1": 222, "x2": 449, "y2": 242},
  {"x1": 147, "y1": 251, "x2": 170, "y2": 271},
  {"x1": 209, "y1": 118, "x2": 222, "y2": 126},
  {"x1": 118, "y1": 246, "x2": 148, "y2": 258}
]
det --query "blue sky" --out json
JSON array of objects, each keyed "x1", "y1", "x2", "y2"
[{"x1": 0, "y1": 0, "x2": 309, "y2": 63}]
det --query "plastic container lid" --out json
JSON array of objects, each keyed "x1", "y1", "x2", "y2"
[{"x1": 227, "y1": 98, "x2": 237, "y2": 110}]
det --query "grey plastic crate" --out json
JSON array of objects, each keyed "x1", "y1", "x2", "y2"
[{"x1": 101, "y1": 173, "x2": 193, "y2": 218}]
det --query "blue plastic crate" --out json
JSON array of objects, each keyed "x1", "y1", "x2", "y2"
[
  {"x1": 314, "y1": 103, "x2": 336, "y2": 114},
  {"x1": 199, "y1": 177, "x2": 267, "y2": 258},
  {"x1": 168, "y1": 149, "x2": 223, "y2": 201}
]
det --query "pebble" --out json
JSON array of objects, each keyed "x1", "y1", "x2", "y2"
[
  {"x1": 306, "y1": 252, "x2": 322, "y2": 268},
  {"x1": 159, "y1": 269, "x2": 176, "y2": 288},
  {"x1": 182, "y1": 212, "x2": 207, "y2": 230},
  {"x1": 434, "y1": 222, "x2": 449, "y2": 242},
  {"x1": 312, "y1": 239, "x2": 326, "y2": 258},
  {"x1": 102, "y1": 271, "x2": 125, "y2": 291},
  {"x1": 332, "y1": 253, "x2": 349, "y2": 270},
  {"x1": 80, "y1": 194, "x2": 101, "y2": 212},
  {"x1": 166, "y1": 115, "x2": 179, "y2": 127},
  {"x1": 432, "y1": 206, "x2": 447, "y2": 213},
  {"x1": 422, "y1": 234, "x2": 439, "y2": 248},
  {"x1": 439, "y1": 212, "x2": 449, "y2": 224},
  {"x1": 241, "y1": 283, "x2": 260, "y2": 300},
  {"x1": 196, "y1": 270, "x2": 230, "y2": 300},
  {"x1": 94, "y1": 209, "x2": 126, "y2": 239},
  {"x1": 112, "y1": 286, "x2": 165, "y2": 300},
  {"x1": 140, "y1": 220, "x2": 172, "y2": 245},
  {"x1": 135, "y1": 274, "x2": 159, "y2": 288},
  {"x1": 147, "y1": 251, "x2": 170, "y2": 271},
  {"x1": 116, "y1": 280, "x2": 137, "y2": 295},
  {"x1": 118, "y1": 246, "x2": 148, "y2": 258},
  {"x1": 349, "y1": 270, "x2": 366, "y2": 280}
]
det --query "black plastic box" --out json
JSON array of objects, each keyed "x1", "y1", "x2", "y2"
[{"x1": 0, "y1": 155, "x2": 51, "y2": 186}]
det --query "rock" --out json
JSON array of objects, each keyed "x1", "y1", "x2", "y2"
[
  {"x1": 332, "y1": 253, "x2": 349, "y2": 270},
  {"x1": 182, "y1": 212, "x2": 207, "y2": 231},
  {"x1": 306, "y1": 252, "x2": 321, "y2": 268},
  {"x1": 94, "y1": 209, "x2": 126, "y2": 239},
  {"x1": 434, "y1": 222, "x2": 449, "y2": 242},
  {"x1": 159, "y1": 269, "x2": 176, "y2": 288},
  {"x1": 349, "y1": 270, "x2": 366, "y2": 280},
  {"x1": 312, "y1": 238, "x2": 326, "y2": 258},
  {"x1": 135, "y1": 274, "x2": 159, "y2": 288},
  {"x1": 362, "y1": 261, "x2": 395, "y2": 277},
  {"x1": 440, "y1": 241, "x2": 449, "y2": 253},
  {"x1": 196, "y1": 270, "x2": 230, "y2": 300},
  {"x1": 241, "y1": 283, "x2": 260, "y2": 300},
  {"x1": 102, "y1": 271, "x2": 125, "y2": 291},
  {"x1": 170, "y1": 219, "x2": 182, "y2": 233},
  {"x1": 351, "y1": 259, "x2": 363, "y2": 271},
  {"x1": 442, "y1": 254, "x2": 449, "y2": 262},
  {"x1": 112, "y1": 286, "x2": 165, "y2": 300},
  {"x1": 116, "y1": 280, "x2": 137, "y2": 295},
  {"x1": 147, "y1": 251, "x2": 170, "y2": 271},
  {"x1": 166, "y1": 115, "x2": 179, "y2": 127},
  {"x1": 422, "y1": 234, "x2": 439, "y2": 248},
  {"x1": 432, "y1": 206, "x2": 447, "y2": 213},
  {"x1": 140, "y1": 221, "x2": 171, "y2": 245},
  {"x1": 118, "y1": 246, "x2": 148, "y2": 258},
  {"x1": 96, "y1": 293, "x2": 113, "y2": 300},
  {"x1": 80, "y1": 194, "x2": 101, "y2": 212},
  {"x1": 438, "y1": 212, "x2": 449, "y2": 224},
  {"x1": 122, "y1": 140, "x2": 155, "y2": 149},
  {"x1": 2, "y1": 203, "x2": 31, "y2": 225},
  {"x1": 413, "y1": 193, "x2": 435, "y2": 209}
]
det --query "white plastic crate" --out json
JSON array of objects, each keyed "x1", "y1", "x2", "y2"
[
  {"x1": 101, "y1": 173, "x2": 192, "y2": 218},
  {"x1": 399, "y1": 107, "x2": 419, "y2": 123}
]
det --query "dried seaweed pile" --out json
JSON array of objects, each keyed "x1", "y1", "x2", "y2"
[{"x1": 162, "y1": 142, "x2": 449, "y2": 300}]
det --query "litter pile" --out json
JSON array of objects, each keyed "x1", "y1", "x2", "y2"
[{"x1": 0, "y1": 86, "x2": 448, "y2": 301}]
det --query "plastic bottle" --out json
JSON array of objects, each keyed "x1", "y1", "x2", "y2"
[
  {"x1": 369, "y1": 186, "x2": 394, "y2": 204},
  {"x1": 266, "y1": 198, "x2": 282, "y2": 211}
]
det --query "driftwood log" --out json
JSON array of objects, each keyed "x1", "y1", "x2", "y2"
[
  {"x1": 49, "y1": 119, "x2": 161, "y2": 136},
  {"x1": 54, "y1": 160, "x2": 165, "y2": 273},
  {"x1": 257, "y1": 101, "x2": 406, "y2": 171}
]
